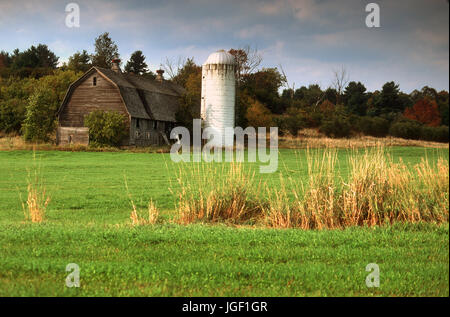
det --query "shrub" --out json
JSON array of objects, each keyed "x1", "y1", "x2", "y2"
[
  {"x1": 84, "y1": 110, "x2": 128, "y2": 146},
  {"x1": 319, "y1": 115, "x2": 352, "y2": 138},
  {"x1": 389, "y1": 121, "x2": 421, "y2": 140},
  {"x1": 275, "y1": 107, "x2": 305, "y2": 136},
  {"x1": 22, "y1": 86, "x2": 57, "y2": 142},
  {"x1": 420, "y1": 125, "x2": 449, "y2": 143},
  {"x1": 356, "y1": 116, "x2": 390, "y2": 137}
]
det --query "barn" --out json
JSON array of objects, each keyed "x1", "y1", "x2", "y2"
[{"x1": 57, "y1": 59, "x2": 184, "y2": 146}]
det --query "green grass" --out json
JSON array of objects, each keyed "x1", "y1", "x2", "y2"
[
  {"x1": 0, "y1": 222, "x2": 448, "y2": 296},
  {"x1": 0, "y1": 147, "x2": 448, "y2": 296}
]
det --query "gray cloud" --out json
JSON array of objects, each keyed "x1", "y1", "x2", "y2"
[{"x1": 0, "y1": 0, "x2": 448, "y2": 92}]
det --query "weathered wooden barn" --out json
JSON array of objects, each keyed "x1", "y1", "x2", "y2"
[{"x1": 57, "y1": 60, "x2": 184, "y2": 146}]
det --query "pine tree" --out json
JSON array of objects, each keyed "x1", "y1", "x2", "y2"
[{"x1": 124, "y1": 50, "x2": 149, "y2": 75}]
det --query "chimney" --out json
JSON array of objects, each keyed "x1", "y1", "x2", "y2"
[
  {"x1": 156, "y1": 69, "x2": 164, "y2": 82},
  {"x1": 111, "y1": 58, "x2": 121, "y2": 73}
]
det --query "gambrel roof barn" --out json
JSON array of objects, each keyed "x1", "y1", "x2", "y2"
[{"x1": 57, "y1": 59, "x2": 184, "y2": 146}]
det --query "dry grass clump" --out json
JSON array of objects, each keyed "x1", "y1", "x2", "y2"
[
  {"x1": 172, "y1": 162, "x2": 264, "y2": 224},
  {"x1": 124, "y1": 176, "x2": 159, "y2": 226},
  {"x1": 130, "y1": 199, "x2": 159, "y2": 226},
  {"x1": 171, "y1": 146, "x2": 448, "y2": 229},
  {"x1": 21, "y1": 152, "x2": 50, "y2": 223},
  {"x1": 264, "y1": 146, "x2": 449, "y2": 229}
]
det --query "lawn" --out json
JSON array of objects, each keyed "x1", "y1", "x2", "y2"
[{"x1": 0, "y1": 147, "x2": 448, "y2": 296}]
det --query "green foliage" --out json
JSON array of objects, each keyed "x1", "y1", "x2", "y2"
[
  {"x1": 389, "y1": 120, "x2": 422, "y2": 140},
  {"x1": 22, "y1": 86, "x2": 57, "y2": 142},
  {"x1": 344, "y1": 81, "x2": 368, "y2": 116},
  {"x1": 241, "y1": 67, "x2": 286, "y2": 114},
  {"x1": 91, "y1": 32, "x2": 119, "y2": 68},
  {"x1": 5, "y1": 45, "x2": 59, "y2": 78},
  {"x1": 124, "y1": 50, "x2": 150, "y2": 75},
  {"x1": 67, "y1": 50, "x2": 91, "y2": 73},
  {"x1": 0, "y1": 77, "x2": 37, "y2": 133},
  {"x1": 172, "y1": 58, "x2": 201, "y2": 87},
  {"x1": 356, "y1": 116, "x2": 390, "y2": 137},
  {"x1": 174, "y1": 62, "x2": 202, "y2": 132},
  {"x1": 319, "y1": 114, "x2": 352, "y2": 138},
  {"x1": 420, "y1": 126, "x2": 449, "y2": 143},
  {"x1": 84, "y1": 110, "x2": 128, "y2": 146},
  {"x1": 275, "y1": 107, "x2": 305, "y2": 136}
]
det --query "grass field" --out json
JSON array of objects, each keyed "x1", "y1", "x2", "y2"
[{"x1": 0, "y1": 147, "x2": 449, "y2": 296}]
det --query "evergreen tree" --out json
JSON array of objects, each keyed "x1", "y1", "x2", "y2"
[
  {"x1": 124, "y1": 50, "x2": 149, "y2": 75},
  {"x1": 91, "y1": 32, "x2": 119, "y2": 68}
]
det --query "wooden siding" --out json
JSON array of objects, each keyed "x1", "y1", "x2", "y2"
[
  {"x1": 58, "y1": 71, "x2": 130, "y2": 128},
  {"x1": 130, "y1": 118, "x2": 173, "y2": 146},
  {"x1": 57, "y1": 127, "x2": 89, "y2": 145}
]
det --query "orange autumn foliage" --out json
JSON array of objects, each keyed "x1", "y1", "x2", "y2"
[
  {"x1": 245, "y1": 99, "x2": 273, "y2": 128},
  {"x1": 404, "y1": 98, "x2": 441, "y2": 127}
]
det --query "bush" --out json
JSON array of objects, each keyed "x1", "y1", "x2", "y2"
[
  {"x1": 22, "y1": 86, "x2": 57, "y2": 142},
  {"x1": 389, "y1": 121, "x2": 421, "y2": 140},
  {"x1": 275, "y1": 107, "x2": 305, "y2": 136},
  {"x1": 319, "y1": 115, "x2": 352, "y2": 138},
  {"x1": 420, "y1": 125, "x2": 449, "y2": 143},
  {"x1": 356, "y1": 116, "x2": 390, "y2": 137},
  {"x1": 84, "y1": 110, "x2": 128, "y2": 146}
]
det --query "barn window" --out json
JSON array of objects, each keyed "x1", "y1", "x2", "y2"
[
  {"x1": 93, "y1": 77, "x2": 97, "y2": 86},
  {"x1": 136, "y1": 118, "x2": 140, "y2": 128},
  {"x1": 153, "y1": 121, "x2": 157, "y2": 129},
  {"x1": 146, "y1": 132, "x2": 150, "y2": 139}
]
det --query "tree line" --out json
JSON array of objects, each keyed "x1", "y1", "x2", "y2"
[{"x1": 0, "y1": 33, "x2": 448, "y2": 143}]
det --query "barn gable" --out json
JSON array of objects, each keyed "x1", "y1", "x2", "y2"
[
  {"x1": 57, "y1": 66, "x2": 185, "y2": 146},
  {"x1": 58, "y1": 66, "x2": 185, "y2": 122}
]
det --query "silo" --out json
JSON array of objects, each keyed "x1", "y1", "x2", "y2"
[{"x1": 201, "y1": 50, "x2": 236, "y2": 147}]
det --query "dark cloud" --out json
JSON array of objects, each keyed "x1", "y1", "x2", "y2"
[{"x1": 0, "y1": 0, "x2": 448, "y2": 92}]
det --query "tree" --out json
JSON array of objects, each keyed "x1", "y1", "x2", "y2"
[
  {"x1": 373, "y1": 81, "x2": 405, "y2": 115},
  {"x1": 228, "y1": 46, "x2": 262, "y2": 84},
  {"x1": 0, "y1": 51, "x2": 11, "y2": 69},
  {"x1": 436, "y1": 90, "x2": 449, "y2": 126},
  {"x1": 404, "y1": 98, "x2": 441, "y2": 127},
  {"x1": 331, "y1": 66, "x2": 349, "y2": 105},
  {"x1": 171, "y1": 58, "x2": 200, "y2": 87},
  {"x1": 241, "y1": 67, "x2": 285, "y2": 114},
  {"x1": 0, "y1": 77, "x2": 38, "y2": 133},
  {"x1": 8, "y1": 45, "x2": 58, "y2": 78},
  {"x1": 176, "y1": 67, "x2": 202, "y2": 132},
  {"x1": 245, "y1": 98, "x2": 273, "y2": 128},
  {"x1": 91, "y1": 32, "x2": 119, "y2": 68},
  {"x1": 22, "y1": 86, "x2": 57, "y2": 142},
  {"x1": 67, "y1": 50, "x2": 91, "y2": 73},
  {"x1": 124, "y1": 50, "x2": 149, "y2": 75},
  {"x1": 344, "y1": 81, "x2": 368, "y2": 116}
]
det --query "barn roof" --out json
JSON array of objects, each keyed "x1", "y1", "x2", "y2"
[{"x1": 58, "y1": 67, "x2": 185, "y2": 122}]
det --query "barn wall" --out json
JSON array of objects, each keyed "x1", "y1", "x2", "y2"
[
  {"x1": 57, "y1": 127, "x2": 89, "y2": 145},
  {"x1": 59, "y1": 71, "x2": 130, "y2": 129},
  {"x1": 130, "y1": 118, "x2": 174, "y2": 146}
]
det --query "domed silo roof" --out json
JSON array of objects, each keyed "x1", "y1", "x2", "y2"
[{"x1": 204, "y1": 50, "x2": 236, "y2": 65}]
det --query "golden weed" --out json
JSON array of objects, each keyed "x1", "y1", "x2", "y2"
[
  {"x1": 125, "y1": 176, "x2": 159, "y2": 226},
  {"x1": 21, "y1": 151, "x2": 50, "y2": 223}
]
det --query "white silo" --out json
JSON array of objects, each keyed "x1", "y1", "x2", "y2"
[{"x1": 201, "y1": 50, "x2": 236, "y2": 147}]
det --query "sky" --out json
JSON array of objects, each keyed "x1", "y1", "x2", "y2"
[{"x1": 0, "y1": 0, "x2": 448, "y2": 93}]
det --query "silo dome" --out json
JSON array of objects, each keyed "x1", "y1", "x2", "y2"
[
  {"x1": 201, "y1": 50, "x2": 236, "y2": 148},
  {"x1": 204, "y1": 50, "x2": 236, "y2": 66}
]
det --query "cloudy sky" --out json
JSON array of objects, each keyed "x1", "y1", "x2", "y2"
[{"x1": 0, "y1": 0, "x2": 448, "y2": 92}]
